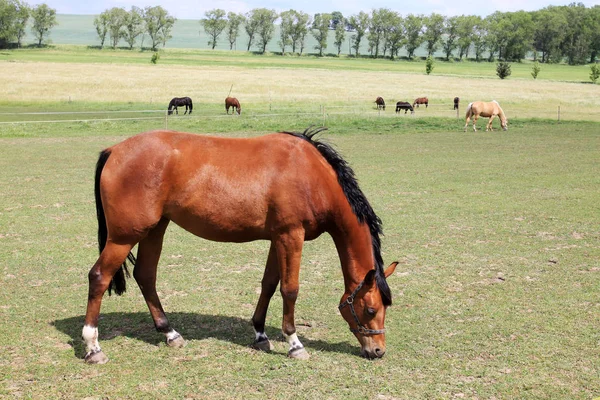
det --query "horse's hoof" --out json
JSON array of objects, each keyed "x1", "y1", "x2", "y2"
[
  {"x1": 288, "y1": 347, "x2": 310, "y2": 360},
  {"x1": 252, "y1": 339, "x2": 274, "y2": 352},
  {"x1": 167, "y1": 335, "x2": 186, "y2": 348},
  {"x1": 84, "y1": 350, "x2": 109, "y2": 364}
]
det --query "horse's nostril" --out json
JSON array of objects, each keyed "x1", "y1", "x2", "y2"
[{"x1": 375, "y1": 348, "x2": 385, "y2": 358}]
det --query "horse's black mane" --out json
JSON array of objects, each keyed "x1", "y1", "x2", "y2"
[{"x1": 282, "y1": 127, "x2": 392, "y2": 306}]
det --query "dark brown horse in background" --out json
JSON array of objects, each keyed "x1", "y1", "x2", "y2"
[
  {"x1": 225, "y1": 97, "x2": 241, "y2": 114},
  {"x1": 167, "y1": 97, "x2": 193, "y2": 115},
  {"x1": 83, "y1": 127, "x2": 397, "y2": 364},
  {"x1": 375, "y1": 96, "x2": 385, "y2": 110},
  {"x1": 395, "y1": 101, "x2": 414, "y2": 114},
  {"x1": 413, "y1": 97, "x2": 428, "y2": 108}
]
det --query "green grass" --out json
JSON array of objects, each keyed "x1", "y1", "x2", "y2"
[{"x1": 1, "y1": 119, "x2": 599, "y2": 399}]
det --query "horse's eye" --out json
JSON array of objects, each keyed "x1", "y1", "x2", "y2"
[{"x1": 366, "y1": 307, "x2": 377, "y2": 316}]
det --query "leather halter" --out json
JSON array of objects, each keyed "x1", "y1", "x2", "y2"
[{"x1": 338, "y1": 278, "x2": 386, "y2": 335}]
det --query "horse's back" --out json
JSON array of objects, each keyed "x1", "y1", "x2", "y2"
[{"x1": 101, "y1": 131, "x2": 339, "y2": 241}]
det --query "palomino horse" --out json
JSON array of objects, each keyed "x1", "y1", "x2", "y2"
[
  {"x1": 83, "y1": 127, "x2": 398, "y2": 364},
  {"x1": 413, "y1": 97, "x2": 428, "y2": 108},
  {"x1": 464, "y1": 100, "x2": 508, "y2": 132},
  {"x1": 167, "y1": 97, "x2": 193, "y2": 115},
  {"x1": 225, "y1": 97, "x2": 241, "y2": 115},
  {"x1": 375, "y1": 97, "x2": 385, "y2": 111},
  {"x1": 395, "y1": 101, "x2": 414, "y2": 114}
]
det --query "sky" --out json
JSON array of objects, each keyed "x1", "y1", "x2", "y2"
[{"x1": 39, "y1": 0, "x2": 600, "y2": 20}]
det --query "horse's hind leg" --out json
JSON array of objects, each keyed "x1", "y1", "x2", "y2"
[
  {"x1": 83, "y1": 241, "x2": 135, "y2": 364},
  {"x1": 464, "y1": 115, "x2": 471, "y2": 132},
  {"x1": 133, "y1": 218, "x2": 185, "y2": 348},
  {"x1": 251, "y1": 244, "x2": 279, "y2": 352}
]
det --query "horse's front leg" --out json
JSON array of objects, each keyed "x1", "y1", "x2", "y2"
[
  {"x1": 274, "y1": 229, "x2": 309, "y2": 359},
  {"x1": 83, "y1": 242, "x2": 134, "y2": 364},
  {"x1": 133, "y1": 219, "x2": 185, "y2": 348},
  {"x1": 251, "y1": 244, "x2": 279, "y2": 352}
]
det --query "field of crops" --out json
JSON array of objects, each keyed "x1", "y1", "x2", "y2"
[{"x1": 0, "y1": 46, "x2": 599, "y2": 399}]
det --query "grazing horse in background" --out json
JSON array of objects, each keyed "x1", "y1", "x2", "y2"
[
  {"x1": 453, "y1": 97, "x2": 460, "y2": 110},
  {"x1": 225, "y1": 97, "x2": 241, "y2": 115},
  {"x1": 82, "y1": 127, "x2": 398, "y2": 365},
  {"x1": 167, "y1": 97, "x2": 193, "y2": 115},
  {"x1": 395, "y1": 101, "x2": 414, "y2": 114},
  {"x1": 464, "y1": 100, "x2": 508, "y2": 132},
  {"x1": 413, "y1": 97, "x2": 428, "y2": 108},
  {"x1": 375, "y1": 97, "x2": 385, "y2": 110}
]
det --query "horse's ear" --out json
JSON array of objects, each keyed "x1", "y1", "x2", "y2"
[
  {"x1": 363, "y1": 269, "x2": 376, "y2": 288},
  {"x1": 384, "y1": 262, "x2": 398, "y2": 278}
]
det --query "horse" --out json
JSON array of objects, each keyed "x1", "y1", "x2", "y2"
[
  {"x1": 395, "y1": 101, "x2": 414, "y2": 114},
  {"x1": 412, "y1": 97, "x2": 428, "y2": 108},
  {"x1": 453, "y1": 97, "x2": 460, "y2": 110},
  {"x1": 167, "y1": 97, "x2": 193, "y2": 115},
  {"x1": 464, "y1": 100, "x2": 508, "y2": 132},
  {"x1": 375, "y1": 97, "x2": 385, "y2": 111},
  {"x1": 82, "y1": 127, "x2": 398, "y2": 364},
  {"x1": 225, "y1": 97, "x2": 241, "y2": 115}
]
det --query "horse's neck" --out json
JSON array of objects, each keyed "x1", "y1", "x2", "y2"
[{"x1": 330, "y1": 215, "x2": 375, "y2": 289}]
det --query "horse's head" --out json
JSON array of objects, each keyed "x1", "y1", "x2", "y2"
[
  {"x1": 339, "y1": 262, "x2": 397, "y2": 359},
  {"x1": 237, "y1": 104, "x2": 241, "y2": 115},
  {"x1": 501, "y1": 118, "x2": 508, "y2": 131}
]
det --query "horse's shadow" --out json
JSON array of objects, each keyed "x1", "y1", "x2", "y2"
[{"x1": 52, "y1": 312, "x2": 358, "y2": 359}]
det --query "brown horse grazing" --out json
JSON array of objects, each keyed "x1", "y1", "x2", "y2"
[
  {"x1": 82, "y1": 127, "x2": 398, "y2": 364},
  {"x1": 453, "y1": 97, "x2": 460, "y2": 110},
  {"x1": 412, "y1": 97, "x2": 428, "y2": 108},
  {"x1": 375, "y1": 96, "x2": 385, "y2": 110},
  {"x1": 395, "y1": 101, "x2": 414, "y2": 114},
  {"x1": 225, "y1": 97, "x2": 241, "y2": 115},
  {"x1": 464, "y1": 100, "x2": 508, "y2": 132},
  {"x1": 167, "y1": 97, "x2": 193, "y2": 115}
]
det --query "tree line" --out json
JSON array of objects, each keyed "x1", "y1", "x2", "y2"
[
  {"x1": 0, "y1": 0, "x2": 57, "y2": 47},
  {"x1": 1, "y1": 2, "x2": 599, "y2": 65}
]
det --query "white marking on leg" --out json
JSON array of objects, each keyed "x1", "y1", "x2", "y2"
[
  {"x1": 166, "y1": 329, "x2": 181, "y2": 342},
  {"x1": 283, "y1": 332, "x2": 304, "y2": 351},
  {"x1": 82, "y1": 324, "x2": 101, "y2": 354},
  {"x1": 254, "y1": 328, "x2": 269, "y2": 343}
]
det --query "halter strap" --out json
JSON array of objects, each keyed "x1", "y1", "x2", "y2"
[{"x1": 338, "y1": 278, "x2": 386, "y2": 336}]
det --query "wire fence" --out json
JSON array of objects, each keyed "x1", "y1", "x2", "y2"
[{"x1": 0, "y1": 103, "x2": 594, "y2": 129}]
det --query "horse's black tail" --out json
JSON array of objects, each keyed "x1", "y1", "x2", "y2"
[
  {"x1": 188, "y1": 98, "x2": 193, "y2": 113},
  {"x1": 94, "y1": 149, "x2": 134, "y2": 296}
]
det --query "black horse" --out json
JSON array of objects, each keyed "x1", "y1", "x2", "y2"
[
  {"x1": 395, "y1": 101, "x2": 414, "y2": 114},
  {"x1": 167, "y1": 97, "x2": 193, "y2": 115}
]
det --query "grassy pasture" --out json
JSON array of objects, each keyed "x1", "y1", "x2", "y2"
[{"x1": 1, "y1": 48, "x2": 600, "y2": 399}]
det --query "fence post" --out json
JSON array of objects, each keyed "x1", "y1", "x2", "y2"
[
  {"x1": 165, "y1": 110, "x2": 168, "y2": 130},
  {"x1": 322, "y1": 105, "x2": 326, "y2": 126},
  {"x1": 558, "y1": 105, "x2": 561, "y2": 123}
]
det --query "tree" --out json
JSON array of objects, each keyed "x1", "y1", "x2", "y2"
[
  {"x1": 590, "y1": 63, "x2": 600, "y2": 83},
  {"x1": 330, "y1": 11, "x2": 344, "y2": 29},
  {"x1": 143, "y1": 6, "x2": 175, "y2": 51},
  {"x1": 30, "y1": 3, "x2": 57, "y2": 46},
  {"x1": 560, "y1": 3, "x2": 593, "y2": 65},
  {"x1": 311, "y1": 13, "x2": 330, "y2": 56},
  {"x1": 348, "y1": 11, "x2": 369, "y2": 57},
  {"x1": 254, "y1": 8, "x2": 278, "y2": 54},
  {"x1": 12, "y1": 0, "x2": 29, "y2": 47},
  {"x1": 496, "y1": 61, "x2": 511, "y2": 79},
  {"x1": 387, "y1": 14, "x2": 404, "y2": 60},
  {"x1": 244, "y1": 9, "x2": 261, "y2": 51},
  {"x1": 201, "y1": 9, "x2": 227, "y2": 50},
  {"x1": 425, "y1": 55, "x2": 434, "y2": 74},
  {"x1": 106, "y1": 7, "x2": 128, "y2": 49},
  {"x1": 423, "y1": 13, "x2": 445, "y2": 56},
  {"x1": 279, "y1": 10, "x2": 294, "y2": 54},
  {"x1": 226, "y1": 12, "x2": 244, "y2": 50},
  {"x1": 93, "y1": 12, "x2": 109, "y2": 48},
  {"x1": 404, "y1": 14, "x2": 424, "y2": 59},
  {"x1": 531, "y1": 61, "x2": 541, "y2": 78},
  {"x1": 456, "y1": 15, "x2": 480, "y2": 60},
  {"x1": 368, "y1": 8, "x2": 396, "y2": 58},
  {"x1": 442, "y1": 16, "x2": 459, "y2": 60},
  {"x1": 532, "y1": 6, "x2": 568, "y2": 63},
  {"x1": 287, "y1": 10, "x2": 309, "y2": 54},
  {"x1": 333, "y1": 19, "x2": 346, "y2": 56},
  {"x1": 122, "y1": 6, "x2": 144, "y2": 50}
]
